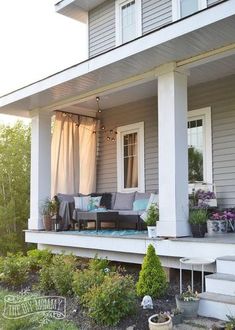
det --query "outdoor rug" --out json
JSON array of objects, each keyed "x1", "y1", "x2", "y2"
[{"x1": 60, "y1": 229, "x2": 147, "y2": 236}]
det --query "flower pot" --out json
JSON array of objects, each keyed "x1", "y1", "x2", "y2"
[
  {"x1": 175, "y1": 295, "x2": 199, "y2": 318},
  {"x1": 43, "y1": 215, "x2": 52, "y2": 231},
  {"x1": 207, "y1": 219, "x2": 227, "y2": 236},
  {"x1": 147, "y1": 226, "x2": 157, "y2": 238},
  {"x1": 148, "y1": 314, "x2": 172, "y2": 330},
  {"x1": 172, "y1": 314, "x2": 183, "y2": 325},
  {"x1": 190, "y1": 223, "x2": 207, "y2": 238}
]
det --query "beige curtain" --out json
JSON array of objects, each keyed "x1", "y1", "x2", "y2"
[
  {"x1": 125, "y1": 133, "x2": 138, "y2": 188},
  {"x1": 51, "y1": 112, "x2": 97, "y2": 196}
]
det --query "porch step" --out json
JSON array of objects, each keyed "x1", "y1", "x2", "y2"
[
  {"x1": 198, "y1": 292, "x2": 235, "y2": 321},
  {"x1": 205, "y1": 273, "x2": 235, "y2": 296},
  {"x1": 217, "y1": 256, "x2": 235, "y2": 275}
]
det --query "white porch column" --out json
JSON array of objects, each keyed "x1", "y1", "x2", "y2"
[
  {"x1": 157, "y1": 66, "x2": 190, "y2": 237},
  {"x1": 29, "y1": 111, "x2": 52, "y2": 230}
]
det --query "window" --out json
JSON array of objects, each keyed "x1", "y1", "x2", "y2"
[
  {"x1": 117, "y1": 122, "x2": 144, "y2": 192},
  {"x1": 188, "y1": 107, "x2": 212, "y2": 184},
  {"x1": 172, "y1": 0, "x2": 207, "y2": 20},
  {"x1": 115, "y1": 0, "x2": 142, "y2": 46}
]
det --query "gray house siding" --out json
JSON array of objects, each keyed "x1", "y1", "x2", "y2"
[
  {"x1": 207, "y1": 0, "x2": 223, "y2": 6},
  {"x1": 96, "y1": 75, "x2": 235, "y2": 208},
  {"x1": 142, "y1": 0, "x2": 172, "y2": 34},
  {"x1": 89, "y1": 0, "x2": 115, "y2": 58},
  {"x1": 96, "y1": 97, "x2": 158, "y2": 193}
]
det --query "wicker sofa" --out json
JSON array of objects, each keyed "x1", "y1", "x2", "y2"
[{"x1": 56, "y1": 191, "x2": 156, "y2": 231}]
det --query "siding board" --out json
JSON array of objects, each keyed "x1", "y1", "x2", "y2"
[
  {"x1": 89, "y1": 0, "x2": 115, "y2": 58},
  {"x1": 142, "y1": 0, "x2": 172, "y2": 34}
]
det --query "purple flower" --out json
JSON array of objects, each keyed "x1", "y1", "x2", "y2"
[{"x1": 196, "y1": 189, "x2": 216, "y2": 201}]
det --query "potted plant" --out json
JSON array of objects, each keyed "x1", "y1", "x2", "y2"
[
  {"x1": 148, "y1": 312, "x2": 173, "y2": 330},
  {"x1": 188, "y1": 207, "x2": 208, "y2": 238},
  {"x1": 207, "y1": 209, "x2": 235, "y2": 236},
  {"x1": 175, "y1": 286, "x2": 199, "y2": 318},
  {"x1": 196, "y1": 189, "x2": 217, "y2": 207},
  {"x1": 170, "y1": 308, "x2": 183, "y2": 325},
  {"x1": 146, "y1": 204, "x2": 159, "y2": 238},
  {"x1": 41, "y1": 197, "x2": 58, "y2": 231}
]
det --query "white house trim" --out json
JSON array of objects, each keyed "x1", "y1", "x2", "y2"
[
  {"x1": 188, "y1": 107, "x2": 213, "y2": 186},
  {"x1": 117, "y1": 122, "x2": 145, "y2": 193},
  {"x1": 115, "y1": 0, "x2": 142, "y2": 46},
  {"x1": 173, "y1": 0, "x2": 207, "y2": 21}
]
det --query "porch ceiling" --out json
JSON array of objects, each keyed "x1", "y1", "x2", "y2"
[{"x1": 0, "y1": 1, "x2": 235, "y2": 117}]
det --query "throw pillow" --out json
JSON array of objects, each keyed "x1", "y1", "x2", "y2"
[
  {"x1": 57, "y1": 193, "x2": 78, "y2": 203},
  {"x1": 88, "y1": 196, "x2": 102, "y2": 211},
  {"x1": 133, "y1": 199, "x2": 149, "y2": 211},
  {"x1": 113, "y1": 192, "x2": 136, "y2": 210},
  {"x1": 74, "y1": 196, "x2": 90, "y2": 211},
  {"x1": 91, "y1": 193, "x2": 112, "y2": 209}
]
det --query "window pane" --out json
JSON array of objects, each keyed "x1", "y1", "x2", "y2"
[
  {"x1": 188, "y1": 118, "x2": 203, "y2": 182},
  {"x1": 123, "y1": 132, "x2": 138, "y2": 188},
  {"x1": 121, "y1": 0, "x2": 136, "y2": 43},
  {"x1": 181, "y1": 0, "x2": 198, "y2": 18}
]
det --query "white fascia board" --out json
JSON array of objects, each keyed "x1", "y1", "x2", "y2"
[{"x1": 1, "y1": 0, "x2": 235, "y2": 109}]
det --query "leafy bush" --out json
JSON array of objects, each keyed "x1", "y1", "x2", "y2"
[
  {"x1": 27, "y1": 248, "x2": 53, "y2": 270},
  {"x1": 88, "y1": 255, "x2": 110, "y2": 271},
  {"x1": 38, "y1": 254, "x2": 77, "y2": 295},
  {"x1": 73, "y1": 268, "x2": 106, "y2": 300},
  {"x1": 136, "y1": 244, "x2": 168, "y2": 298},
  {"x1": 38, "y1": 264, "x2": 55, "y2": 292},
  {"x1": 83, "y1": 273, "x2": 136, "y2": 326},
  {"x1": 0, "y1": 253, "x2": 29, "y2": 287},
  {"x1": 51, "y1": 254, "x2": 77, "y2": 296}
]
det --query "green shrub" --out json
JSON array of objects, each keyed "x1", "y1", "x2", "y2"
[
  {"x1": 38, "y1": 254, "x2": 77, "y2": 295},
  {"x1": 38, "y1": 264, "x2": 55, "y2": 292},
  {"x1": 72, "y1": 256, "x2": 111, "y2": 300},
  {"x1": 136, "y1": 244, "x2": 168, "y2": 298},
  {"x1": 0, "y1": 253, "x2": 29, "y2": 287},
  {"x1": 72, "y1": 268, "x2": 105, "y2": 300},
  {"x1": 51, "y1": 254, "x2": 77, "y2": 296},
  {"x1": 88, "y1": 255, "x2": 110, "y2": 271},
  {"x1": 83, "y1": 273, "x2": 136, "y2": 326},
  {"x1": 27, "y1": 248, "x2": 53, "y2": 270}
]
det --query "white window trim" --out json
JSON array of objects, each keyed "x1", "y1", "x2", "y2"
[
  {"x1": 172, "y1": 0, "x2": 207, "y2": 21},
  {"x1": 115, "y1": 0, "x2": 142, "y2": 46},
  {"x1": 188, "y1": 107, "x2": 212, "y2": 186},
  {"x1": 117, "y1": 122, "x2": 145, "y2": 193}
]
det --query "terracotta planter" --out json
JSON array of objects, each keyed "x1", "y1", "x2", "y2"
[
  {"x1": 190, "y1": 223, "x2": 207, "y2": 238},
  {"x1": 175, "y1": 295, "x2": 199, "y2": 318},
  {"x1": 43, "y1": 215, "x2": 52, "y2": 231},
  {"x1": 207, "y1": 219, "x2": 227, "y2": 236},
  {"x1": 148, "y1": 314, "x2": 172, "y2": 330}
]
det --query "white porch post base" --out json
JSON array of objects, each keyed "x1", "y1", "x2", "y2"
[
  {"x1": 157, "y1": 65, "x2": 190, "y2": 238},
  {"x1": 29, "y1": 111, "x2": 52, "y2": 230}
]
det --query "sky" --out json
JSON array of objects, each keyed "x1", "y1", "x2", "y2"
[{"x1": 0, "y1": 0, "x2": 87, "y2": 124}]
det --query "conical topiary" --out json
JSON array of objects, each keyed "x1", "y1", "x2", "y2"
[{"x1": 136, "y1": 244, "x2": 168, "y2": 298}]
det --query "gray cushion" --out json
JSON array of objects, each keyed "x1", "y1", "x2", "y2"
[
  {"x1": 135, "y1": 192, "x2": 151, "y2": 201},
  {"x1": 57, "y1": 193, "x2": 78, "y2": 203},
  {"x1": 113, "y1": 192, "x2": 136, "y2": 210},
  {"x1": 118, "y1": 210, "x2": 143, "y2": 216}
]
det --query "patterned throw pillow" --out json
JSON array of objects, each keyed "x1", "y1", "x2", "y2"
[
  {"x1": 74, "y1": 196, "x2": 90, "y2": 211},
  {"x1": 88, "y1": 196, "x2": 102, "y2": 211}
]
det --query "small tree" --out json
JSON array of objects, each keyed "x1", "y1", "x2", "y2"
[
  {"x1": 136, "y1": 244, "x2": 168, "y2": 298},
  {"x1": 145, "y1": 204, "x2": 159, "y2": 226}
]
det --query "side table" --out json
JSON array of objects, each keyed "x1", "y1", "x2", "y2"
[{"x1": 179, "y1": 257, "x2": 215, "y2": 293}]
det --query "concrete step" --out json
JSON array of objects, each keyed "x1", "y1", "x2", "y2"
[
  {"x1": 206, "y1": 273, "x2": 235, "y2": 296},
  {"x1": 217, "y1": 256, "x2": 235, "y2": 275},
  {"x1": 198, "y1": 292, "x2": 235, "y2": 321}
]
